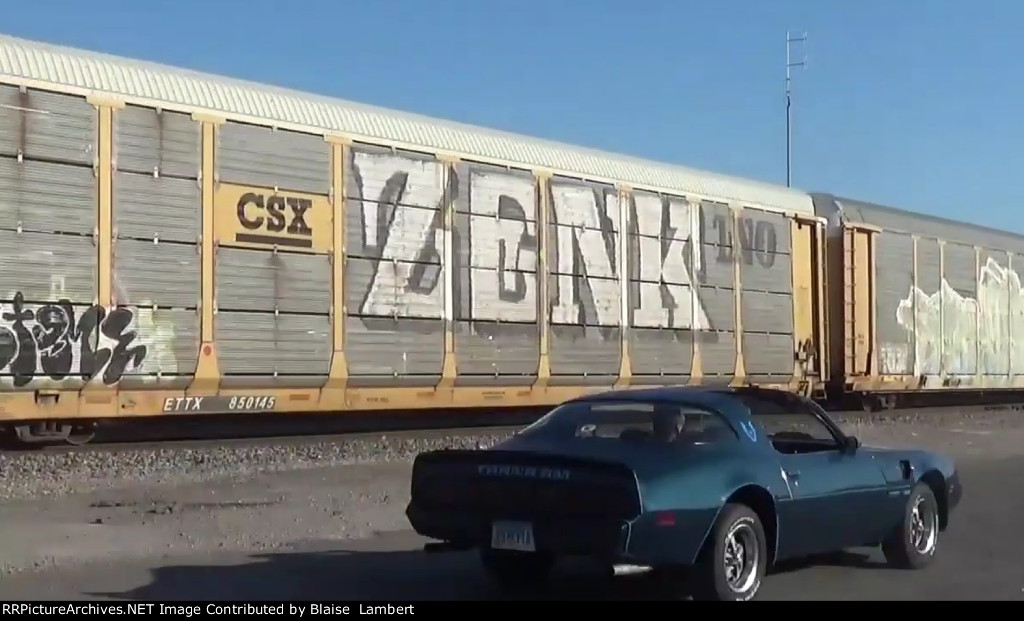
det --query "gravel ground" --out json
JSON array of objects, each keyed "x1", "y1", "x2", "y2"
[
  {"x1": 0, "y1": 432, "x2": 512, "y2": 501},
  {"x1": 1, "y1": 408, "x2": 1022, "y2": 579}
]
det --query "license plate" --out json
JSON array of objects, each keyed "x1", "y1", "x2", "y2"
[{"x1": 491, "y1": 520, "x2": 535, "y2": 552}]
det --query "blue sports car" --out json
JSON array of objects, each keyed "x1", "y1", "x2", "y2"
[{"x1": 405, "y1": 386, "x2": 962, "y2": 601}]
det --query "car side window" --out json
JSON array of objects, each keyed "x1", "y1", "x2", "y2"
[
  {"x1": 740, "y1": 395, "x2": 841, "y2": 455},
  {"x1": 520, "y1": 400, "x2": 738, "y2": 446}
]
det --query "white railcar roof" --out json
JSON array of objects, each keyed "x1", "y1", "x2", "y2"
[{"x1": 0, "y1": 33, "x2": 813, "y2": 215}]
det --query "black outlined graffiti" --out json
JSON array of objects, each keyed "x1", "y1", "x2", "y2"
[
  {"x1": 0, "y1": 292, "x2": 148, "y2": 387},
  {"x1": 712, "y1": 214, "x2": 778, "y2": 268}
]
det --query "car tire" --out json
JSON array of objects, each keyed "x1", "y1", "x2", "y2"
[
  {"x1": 882, "y1": 481, "x2": 940, "y2": 569},
  {"x1": 691, "y1": 503, "x2": 768, "y2": 601},
  {"x1": 479, "y1": 548, "x2": 554, "y2": 589}
]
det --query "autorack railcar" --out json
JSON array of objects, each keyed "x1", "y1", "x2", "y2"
[{"x1": 0, "y1": 33, "x2": 1014, "y2": 445}]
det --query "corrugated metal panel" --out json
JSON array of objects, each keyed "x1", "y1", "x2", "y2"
[
  {"x1": 0, "y1": 84, "x2": 94, "y2": 165},
  {"x1": 548, "y1": 326, "x2": 620, "y2": 378},
  {"x1": 345, "y1": 256, "x2": 444, "y2": 319},
  {"x1": 978, "y1": 249, "x2": 1009, "y2": 377},
  {"x1": 456, "y1": 267, "x2": 538, "y2": 323},
  {"x1": 740, "y1": 208, "x2": 792, "y2": 251},
  {"x1": 942, "y1": 242, "x2": 978, "y2": 377},
  {"x1": 548, "y1": 274, "x2": 620, "y2": 327},
  {"x1": 739, "y1": 254, "x2": 792, "y2": 293},
  {"x1": 217, "y1": 122, "x2": 330, "y2": 195},
  {"x1": 1010, "y1": 255, "x2": 1024, "y2": 375},
  {"x1": 0, "y1": 301, "x2": 99, "y2": 390},
  {"x1": 0, "y1": 229, "x2": 94, "y2": 303},
  {"x1": 113, "y1": 239, "x2": 198, "y2": 308},
  {"x1": 698, "y1": 332, "x2": 735, "y2": 378},
  {"x1": 629, "y1": 329, "x2": 693, "y2": 377},
  {"x1": 344, "y1": 148, "x2": 445, "y2": 262},
  {"x1": 549, "y1": 187, "x2": 620, "y2": 234},
  {"x1": 944, "y1": 242, "x2": 976, "y2": 293},
  {"x1": 216, "y1": 248, "x2": 330, "y2": 314},
  {"x1": 699, "y1": 287, "x2": 734, "y2": 332},
  {"x1": 454, "y1": 161, "x2": 537, "y2": 218},
  {"x1": 743, "y1": 333, "x2": 794, "y2": 379},
  {"x1": 453, "y1": 322, "x2": 538, "y2": 378},
  {"x1": 114, "y1": 105, "x2": 199, "y2": 178},
  {"x1": 875, "y1": 232, "x2": 914, "y2": 376},
  {"x1": 741, "y1": 291, "x2": 793, "y2": 334},
  {"x1": 0, "y1": 157, "x2": 95, "y2": 234},
  {"x1": 456, "y1": 212, "x2": 539, "y2": 270},
  {"x1": 0, "y1": 34, "x2": 813, "y2": 215},
  {"x1": 917, "y1": 238, "x2": 941, "y2": 291},
  {"x1": 345, "y1": 317, "x2": 444, "y2": 384},
  {"x1": 347, "y1": 204, "x2": 443, "y2": 263},
  {"x1": 216, "y1": 311, "x2": 330, "y2": 375},
  {"x1": 118, "y1": 307, "x2": 198, "y2": 379},
  {"x1": 114, "y1": 172, "x2": 199, "y2": 243},
  {"x1": 913, "y1": 238, "x2": 942, "y2": 377},
  {"x1": 698, "y1": 248, "x2": 734, "y2": 288}
]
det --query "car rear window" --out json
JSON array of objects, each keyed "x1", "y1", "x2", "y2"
[{"x1": 519, "y1": 400, "x2": 736, "y2": 445}]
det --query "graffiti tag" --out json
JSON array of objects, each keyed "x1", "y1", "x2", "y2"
[
  {"x1": 0, "y1": 292, "x2": 148, "y2": 387},
  {"x1": 713, "y1": 214, "x2": 778, "y2": 268}
]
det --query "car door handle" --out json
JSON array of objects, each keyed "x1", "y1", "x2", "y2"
[{"x1": 785, "y1": 470, "x2": 800, "y2": 481}]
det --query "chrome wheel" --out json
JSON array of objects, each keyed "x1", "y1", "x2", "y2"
[
  {"x1": 910, "y1": 495, "x2": 938, "y2": 554},
  {"x1": 723, "y1": 520, "x2": 760, "y2": 593}
]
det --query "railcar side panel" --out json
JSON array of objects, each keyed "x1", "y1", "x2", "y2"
[
  {"x1": 695, "y1": 201, "x2": 737, "y2": 383},
  {"x1": 112, "y1": 104, "x2": 200, "y2": 393},
  {"x1": 343, "y1": 143, "x2": 447, "y2": 389},
  {"x1": 737, "y1": 206, "x2": 794, "y2": 384},
  {"x1": 546, "y1": 175, "x2": 622, "y2": 387},
  {"x1": 625, "y1": 190, "x2": 697, "y2": 384},
  {"x1": 0, "y1": 86, "x2": 99, "y2": 399},
  {"x1": 816, "y1": 193, "x2": 1024, "y2": 393},
  {"x1": 452, "y1": 161, "x2": 540, "y2": 387},
  {"x1": 213, "y1": 121, "x2": 333, "y2": 390}
]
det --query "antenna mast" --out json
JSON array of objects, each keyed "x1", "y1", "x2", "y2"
[{"x1": 786, "y1": 31, "x2": 807, "y2": 187}]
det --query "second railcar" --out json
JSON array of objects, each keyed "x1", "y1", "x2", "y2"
[{"x1": 813, "y1": 192, "x2": 1024, "y2": 404}]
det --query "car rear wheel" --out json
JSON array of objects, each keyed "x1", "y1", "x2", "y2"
[
  {"x1": 479, "y1": 548, "x2": 554, "y2": 589},
  {"x1": 882, "y1": 482, "x2": 940, "y2": 569},
  {"x1": 691, "y1": 503, "x2": 767, "y2": 601}
]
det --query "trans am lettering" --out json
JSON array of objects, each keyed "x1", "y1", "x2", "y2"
[{"x1": 477, "y1": 464, "x2": 571, "y2": 481}]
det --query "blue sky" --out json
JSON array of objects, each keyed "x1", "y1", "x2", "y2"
[{"x1": 4, "y1": 1, "x2": 1022, "y2": 232}]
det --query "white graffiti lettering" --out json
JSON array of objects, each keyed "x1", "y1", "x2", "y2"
[
  {"x1": 354, "y1": 151, "x2": 444, "y2": 319},
  {"x1": 468, "y1": 171, "x2": 538, "y2": 322},
  {"x1": 632, "y1": 194, "x2": 710, "y2": 330},
  {"x1": 895, "y1": 257, "x2": 1024, "y2": 378},
  {"x1": 550, "y1": 183, "x2": 620, "y2": 326}
]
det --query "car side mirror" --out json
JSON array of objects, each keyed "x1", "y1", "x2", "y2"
[{"x1": 843, "y1": 435, "x2": 860, "y2": 452}]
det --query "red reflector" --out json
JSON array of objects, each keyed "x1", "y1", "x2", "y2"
[{"x1": 654, "y1": 512, "x2": 676, "y2": 527}]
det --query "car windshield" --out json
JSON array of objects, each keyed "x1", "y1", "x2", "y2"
[{"x1": 518, "y1": 400, "x2": 736, "y2": 446}]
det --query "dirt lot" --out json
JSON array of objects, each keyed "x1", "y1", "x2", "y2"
[{"x1": 0, "y1": 408, "x2": 1022, "y2": 600}]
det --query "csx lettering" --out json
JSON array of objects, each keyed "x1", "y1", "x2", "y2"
[{"x1": 237, "y1": 192, "x2": 313, "y2": 237}]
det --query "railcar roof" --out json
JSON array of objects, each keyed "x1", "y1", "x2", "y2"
[{"x1": 0, "y1": 33, "x2": 813, "y2": 215}]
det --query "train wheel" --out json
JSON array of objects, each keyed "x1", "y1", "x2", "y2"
[{"x1": 65, "y1": 425, "x2": 96, "y2": 446}]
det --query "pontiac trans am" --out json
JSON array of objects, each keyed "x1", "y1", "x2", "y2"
[{"x1": 405, "y1": 386, "x2": 962, "y2": 601}]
